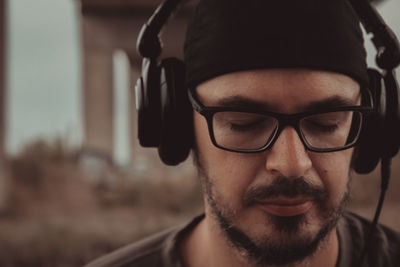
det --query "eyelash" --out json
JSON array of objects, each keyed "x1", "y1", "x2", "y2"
[
  {"x1": 304, "y1": 121, "x2": 339, "y2": 133},
  {"x1": 229, "y1": 120, "x2": 265, "y2": 131}
]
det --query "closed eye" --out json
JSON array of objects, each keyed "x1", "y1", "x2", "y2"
[
  {"x1": 230, "y1": 119, "x2": 266, "y2": 132},
  {"x1": 305, "y1": 121, "x2": 338, "y2": 133}
]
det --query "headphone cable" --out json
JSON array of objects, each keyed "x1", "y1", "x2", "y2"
[{"x1": 358, "y1": 157, "x2": 391, "y2": 266}]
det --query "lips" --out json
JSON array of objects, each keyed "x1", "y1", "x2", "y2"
[{"x1": 256, "y1": 197, "x2": 313, "y2": 217}]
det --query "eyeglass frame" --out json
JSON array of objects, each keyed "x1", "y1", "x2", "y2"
[{"x1": 188, "y1": 88, "x2": 374, "y2": 153}]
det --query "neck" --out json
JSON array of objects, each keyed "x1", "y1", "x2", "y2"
[{"x1": 180, "y1": 212, "x2": 339, "y2": 267}]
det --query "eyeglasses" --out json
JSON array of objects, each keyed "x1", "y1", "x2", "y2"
[{"x1": 189, "y1": 89, "x2": 373, "y2": 153}]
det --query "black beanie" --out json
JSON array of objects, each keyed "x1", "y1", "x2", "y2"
[{"x1": 184, "y1": 0, "x2": 368, "y2": 88}]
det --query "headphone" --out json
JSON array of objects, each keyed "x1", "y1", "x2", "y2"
[
  {"x1": 349, "y1": 0, "x2": 400, "y2": 174},
  {"x1": 135, "y1": 0, "x2": 400, "y2": 171},
  {"x1": 135, "y1": 0, "x2": 192, "y2": 166}
]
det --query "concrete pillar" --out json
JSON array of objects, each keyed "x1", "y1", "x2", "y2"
[
  {"x1": 128, "y1": 65, "x2": 138, "y2": 165},
  {"x1": 81, "y1": 16, "x2": 114, "y2": 161},
  {"x1": 129, "y1": 63, "x2": 145, "y2": 166}
]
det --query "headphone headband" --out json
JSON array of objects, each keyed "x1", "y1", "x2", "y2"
[
  {"x1": 348, "y1": 0, "x2": 400, "y2": 70},
  {"x1": 137, "y1": 0, "x2": 182, "y2": 59}
]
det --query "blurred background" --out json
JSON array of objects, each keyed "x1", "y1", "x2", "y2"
[{"x1": 0, "y1": 0, "x2": 399, "y2": 266}]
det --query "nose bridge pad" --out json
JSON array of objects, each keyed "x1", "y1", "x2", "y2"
[
  {"x1": 266, "y1": 126, "x2": 312, "y2": 176},
  {"x1": 279, "y1": 126, "x2": 304, "y2": 150},
  {"x1": 270, "y1": 125, "x2": 311, "y2": 162},
  {"x1": 271, "y1": 119, "x2": 306, "y2": 150}
]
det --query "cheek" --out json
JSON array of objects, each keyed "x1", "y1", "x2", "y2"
[
  {"x1": 194, "y1": 113, "x2": 261, "y2": 204},
  {"x1": 310, "y1": 149, "x2": 353, "y2": 201}
]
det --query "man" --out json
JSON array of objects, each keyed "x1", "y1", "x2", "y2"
[{"x1": 85, "y1": 0, "x2": 400, "y2": 266}]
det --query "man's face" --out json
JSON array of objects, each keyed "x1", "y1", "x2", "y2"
[{"x1": 193, "y1": 69, "x2": 360, "y2": 265}]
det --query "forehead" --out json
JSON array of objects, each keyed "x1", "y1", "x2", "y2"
[{"x1": 196, "y1": 69, "x2": 361, "y2": 113}]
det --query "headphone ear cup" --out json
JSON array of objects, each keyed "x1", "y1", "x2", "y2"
[
  {"x1": 157, "y1": 58, "x2": 193, "y2": 165},
  {"x1": 353, "y1": 69, "x2": 384, "y2": 174},
  {"x1": 136, "y1": 58, "x2": 162, "y2": 147},
  {"x1": 381, "y1": 71, "x2": 400, "y2": 159}
]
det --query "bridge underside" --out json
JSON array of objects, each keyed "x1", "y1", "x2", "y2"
[{"x1": 79, "y1": 0, "x2": 192, "y2": 165}]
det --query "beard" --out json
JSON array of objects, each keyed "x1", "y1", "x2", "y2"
[{"x1": 193, "y1": 151, "x2": 350, "y2": 266}]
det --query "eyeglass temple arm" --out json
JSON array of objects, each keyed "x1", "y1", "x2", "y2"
[{"x1": 188, "y1": 89, "x2": 204, "y2": 112}]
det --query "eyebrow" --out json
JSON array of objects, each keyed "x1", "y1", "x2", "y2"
[
  {"x1": 215, "y1": 95, "x2": 359, "y2": 112},
  {"x1": 303, "y1": 96, "x2": 359, "y2": 111},
  {"x1": 216, "y1": 96, "x2": 278, "y2": 110}
]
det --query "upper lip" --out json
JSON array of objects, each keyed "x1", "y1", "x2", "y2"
[{"x1": 256, "y1": 197, "x2": 312, "y2": 206}]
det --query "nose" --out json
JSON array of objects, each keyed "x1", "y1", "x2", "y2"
[{"x1": 265, "y1": 126, "x2": 312, "y2": 178}]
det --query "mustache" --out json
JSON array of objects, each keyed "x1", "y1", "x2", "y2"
[{"x1": 243, "y1": 176, "x2": 328, "y2": 207}]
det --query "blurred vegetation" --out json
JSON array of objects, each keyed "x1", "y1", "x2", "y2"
[
  {"x1": 0, "y1": 138, "x2": 399, "y2": 266},
  {"x1": 0, "y1": 139, "x2": 203, "y2": 266}
]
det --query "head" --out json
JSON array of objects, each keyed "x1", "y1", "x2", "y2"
[
  {"x1": 184, "y1": 0, "x2": 369, "y2": 265},
  {"x1": 191, "y1": 69, "x2": 360, "y2": 266}
]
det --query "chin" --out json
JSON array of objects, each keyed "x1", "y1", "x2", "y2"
[
  {"x1": 236, "y1": 206, "x2": 327, "y2": 243},
  {"x1": 212, "y1": 202, "x2": 342, "y2": 266}
]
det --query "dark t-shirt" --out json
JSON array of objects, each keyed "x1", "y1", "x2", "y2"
[{"x1": 84, "y1": 212, "x2": 400, "y2": 267}]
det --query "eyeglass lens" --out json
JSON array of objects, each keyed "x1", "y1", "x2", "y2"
[{"x1": 211, "y1": 111, "x2": 362, "y2": 151}]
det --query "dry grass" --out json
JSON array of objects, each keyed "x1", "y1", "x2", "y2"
[
  {"x1": 0, "y1": 139, "x2": 203, "y2": 266},
  {"x1": 0, "y1": 139, "x2": 398, "y2": 266}
]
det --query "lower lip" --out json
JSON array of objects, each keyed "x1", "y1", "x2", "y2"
[{"x1": 257, "y1": 201, "x2": 313, "y2": 217}]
